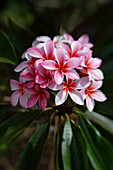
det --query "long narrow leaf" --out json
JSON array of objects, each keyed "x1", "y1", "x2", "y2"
[{"x1": 16, "y1": 120, "x2": 50, "y2": 170}]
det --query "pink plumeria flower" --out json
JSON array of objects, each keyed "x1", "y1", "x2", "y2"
[
  {"x1": 27, "y1": 40, "x2": 55, "y2": 68},
  {"x1": 42, "y1": 48, "x2": 82, "y2": 85},
  {"x1": 81, "y1": 80, "x2": 107, "y2": 112},
  {"x1": 57, "y1": 40, "x2": 91, "y2": 59},
  {"x1": 35, "y1": 64, "x2": 54, "y2": 88},
  {"x1": 78, "y1": 34, "x2": 93, "y2": 49},
  {"x1": 81, "y1": 54, "x2": 103, "y2": 80},
  {"x1": 49, "y1": 77, "x2": 90, "y2": 106},
  {"x1": 10, "y1": 79, "x2": 29, "y2": 108},
  {"x1": 27, "y1": 85, "x2": 50, "y2": 110}
]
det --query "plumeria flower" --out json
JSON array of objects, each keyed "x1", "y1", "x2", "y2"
[
  {"x1": 42, "y1": 48, "x2": 82, "y2": 84},
  {"x1": 80, "y1": 53, "x2": 103, "y2": 80},
  {"x1": 32, "y1": 34, "x2": 69, "y2": 48},
  {"x1": 80, "y1": 80, "x2": 107, "y2": 112},
  {"x1": 49, "y1": 77, "x2": 90, "y2": 106},
  {"x1": 57, "y1": 40, "x2": 91, "y2": 59},
  {"x1": 27, "y1": 85, "x2": 50, "y2": 109},
  {"x1": 10, "y1": 79, "x2": 29, "y2": 108},
  {"x1": 35, "y1": 64, "x2": 54, "y2": 88}
]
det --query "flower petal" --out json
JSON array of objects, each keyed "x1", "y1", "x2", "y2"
[
  {"x1": 34, "y1": 59, "x2": 44, "y2": 69},
  {"x1": 71, "y1": 41, "x2": 81, "y2": 54},
  {"x1": 75, "y1": 76, "x2": 90, "y2": 89},
  {"x1": 89, "y1": 69, "x2": 104, "y2": 80},
  {"x1": 20, "y1": 93, "x2": 28, "y2": 108},
  {"x1": 86, "y1": 95, "x2": 95, "y2": 112},
  {"x1": 78, "y1": 34, "x2": 89, "y2": 44},
  {"x1": 91, "y1": 90, "x2": 107, "y2": 102},
  {"x1": 27, "y1": 47, "x2": 44, "y2": 58},
  {"x1": 64, "y1": 33, "x2": 74, "y2": 43},
  {"x1": 36, "y1": 36, "x2": 51, "y2": 42},
  {"x1": 27, "y1": 94, "x2": 39, "y2": 108},
  {"x1": 55, "y1": 48, "x2": 65, "y2": 67},
  {"x1": 44, "y1": 40, "x2": 54, "y2": 59},
  {"x1": 10, "y1": 91, "x2": 20, "y2": 106},
  {"x1": 54, "y1": 70, "x2": 64, "y2": 85},
  {"x1": 10, "y1": 79, "x2": 20, "y2": 90},
  {"x1": 88, "y1": 58, "x2": 102, "y2": 69},
  {"x1": 63, "y1": 57, "x2": 82, "y2": 68},
  {"x1": 57, "y1": 42, "x2": 71, "y2": 55},
  {"x1": 43, "y1": 90, "x2": 50, "y2": 99},
  {"x1": 26, "y1": 81, "x2": 35, "y2": 88},
  {"x1": 48, "y1": 82, "x2": 63, "y2": 91},
  {"x1": 55, "y1": 88, "x2": 68, "y2": 105},
  {"x1": 88, "y1": 81, "x2": 103, "y2": 91},
  {"x1": 38, "y1": 95, "x2": 47, "y2": 109},
  {"x1": 77, "y1": 49, "x2": 91, "y2": 57},
  {"x1": 20, "y1": 72, "x2": 34, "y2": 81},
  {"x1": 14, "y1": 61, "x2": 29, "y2": 72},
  {"x1": 35, "y1": 75, "x2": 46, "y2": 84},
  {"x1": 42, "y1": 60, "x2": 57, "y2": 70},
  {"x1": 69, "y1": 89, "x2": 84, "y2": 105},
  {"x1": 53, "y1": 35, "x2": 64, "y2": 43},
  {"x1": 63, "y1": 69, "x2": 80, "y2": 80}
]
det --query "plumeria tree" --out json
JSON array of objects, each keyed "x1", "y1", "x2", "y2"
[{"x1": 0, "y1": 20, "x2": 113, "y2": 170}]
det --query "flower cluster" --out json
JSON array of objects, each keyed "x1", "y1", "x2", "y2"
[{"x1": 10, "y1": 33, "x2": 107, "y2": 112}]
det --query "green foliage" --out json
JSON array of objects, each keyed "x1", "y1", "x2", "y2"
[
  {"x1": 0, "y1": 110, "x2": 41, "y2": 149},
  {"x1": 0, "y1": 30, "x2": 18, "y2": 65},
  {"x1": 16, "y1": 120, "x2": 50, "y2": 170}
]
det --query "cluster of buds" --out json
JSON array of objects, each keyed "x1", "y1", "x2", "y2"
[{"x1": 10, "y1": 33, "x2": 107, "y2": 112}]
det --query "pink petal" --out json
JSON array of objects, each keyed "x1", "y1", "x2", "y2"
[
  {"x1": 10, "y1": 79, "x2": 20, "y2": 90},
  {"x1": 48, "y1": 82, "x2": 63, "y2": 91},
  {"x1": 19, "y1": 93, "x2": 28, "y2": 108},
  {"x1": 55, "y1": 88, "x2": 68, "y2": 105},
  {"x1": 40, "y1": 81, "x2": 49, "y2": 88},
  {"x1": 88, "y1": 81, "x2": 103, "y2": 91},
  {"x1": 82, "y1": 43, "x2": 93, "y2": 48},
  {"x1": 77, "y1": 49, "x2": 91, "y2": 57},
  {"x1": 75, "y1": 76, "x2": 90, "y2": 89},
  {"x1": 20, "y1": 72, "x2": 34, "y2": 81},
  {"x1": 89, "y1": 69, "x2": 104, "y2": 80},
  {"x1": 88, "y1": 58, "x2": 102, "y2": 69},
  {"x1": 27, "y1": 94, "x2": 39, "y2": 108},
  {"x1": 37, "y1": 64, "x2": 46, "y2": 77},
  {"x1": 80, "y1": 89, "x2": 86, "y2": 100},
  {"x1": 10, "y1": 90, "x2": 20, "y2": 106},
  {"x1": 14, "y1": 61, "x2": 29, "y2": 72},
  {"x1": 63, "y1": 69, "x2": 80, "y2": 80},
  {"x1": 71, "y1": 41, "x2": 81, "y2": 54},
  {"x1": 91, "y1": 90, "x2": 107, "y2": 102},
  {"x1": 64, "y1": 33, "x2": 74, "y2": 43},
  {"x1": 53, "y1": 35, "x2": 64, "y2": 43},
  {"x1": 34, "y1": 59, "x2": 44, "y2": 69},
  {"x1": 43, "y1": 90, "x2": 50, "y2": 99},
  {"x1": 78, "y1": 34, "x2": 89, "y2": 44},
  {"x1": 42, "y1": 60, "x2": 57, "y2": 70},
  {"x1": 35, "y1": 75, "x2": 46, "y2": 84},
  {"x1": 86, "y1": 95, "x2": 95, "y2": 112},
  {"x1": 54, "y1": 70, "x2": 64, "y2": 85},
  {"x1": 63, "y1": 57, "x2": 82, "y2": 68},
  {"x1": 38, "y1": 95, "x2": 47, "y2": 110},
  {"x1": 57, "y1": 42, "x2": 71, "y2": 55},
  {"x1": 27, "y1": 47, "x2": 44, "y2": 58},
  {"x1": 69, "y1": 89, "x2": 84, "y2": 105},
  {"x1": 26, "y1": 81, "x2": 35, "y2": 88},
  {"x1": 44, "y1": 40, "x2": 54, "y2": 59},
  {"x1": 55, "y1": 48, "x2": 65, "y2": 67}
]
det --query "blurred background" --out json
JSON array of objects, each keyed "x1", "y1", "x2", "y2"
[{"x1": 0, "y1": 0, "x2": 113, "y2": 169}]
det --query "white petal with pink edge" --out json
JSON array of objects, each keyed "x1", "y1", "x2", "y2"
[
  {"x1": 64, "y1": 57, "x2": 82, "y2": 68},
  {"x1": 54, "y1": 70, "x2": 64, "y2": 85},
  {"x1": 48, "y1": 82, "x2": 63, "y2": 91},
  {"x1": 55, "y1": 48, "x2": 65, "y2": 67},
  {"x1": 44, "y1": 40, "x2": 54, "y2": 58},
  {"x1": 91, "y1": 90, "x2": 107, "y2": 102},
  {"x1": 71, "y1": 41, "x2": 81, "y2": 54},
  {"x1": 75, "y1": 76, "x2": 90, "y2": 89},
  {"x1": 42, "y1": 60, "x2": 57, "y2": 70},
  {"x1": 27, "y1": 94, "x2": 39, "y2": 108},
  {"x1": 88, "y1": 81, "x2": 103, "y2": 91},
  {"x1": 86, "y1": 95, "x2": 95, "y2": 112},
  {"x1": 55, "y1": 89, "x2": 68, "y2": 105},
  {"x1": 10, "y1": 79, "x2": 20, "y2": 90},
  {"x1": 88, "y1": 58, "x2": 102, "y2": 69},
  {"x1": 78, "y1": 34, "x2": 89, "y2": 44},
  {"x1": 38, "y1": 95, "x2": 47, "y2": 110},
  {"x1": 36, "y1": 36, "x2": 51, "y2": 42},
  {"x1": 89, "y1": 69, "x2": 104, "y2": 80},
  {"x1": 10, "y1": 90, "x2": 21, "y2": 106},
  {"x1": 57, "y1": 42, "x2": 71, "y2": 55},
  {"x1": 19, "y1": 93, "x2": 28, "y2": 108},
  {"x1": 69, "y1": 89, "x2": 84, "y2": 105}
]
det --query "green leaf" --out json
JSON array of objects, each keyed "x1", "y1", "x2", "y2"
[
  {"x1": 70, "y1": 122, "x2": 88, "y2": 170},
  {"x1": 84, "y1": 110, "x2": 113, "y2": 134},
  {"x1": 62, "y1": 119, "x2": 72, "y2": 170},
  {"x1": 0, "y1": 110, "x2": 41, "y2": 148},
  {"x1": 9, "y1": 19, "x2": 35, "y2": 58},
  {"x1": 16, "y1": 120, "x2": 50, "y2": 170},
  {"x1": 79, "y1": 115, "x2": 113, "y2": 170},
  {"x1": 55, "y1": 125, "x2": 64, "y2": 170},
  {"x1": 0, "y1": 30, "x2": 18, "y2": 65}
]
